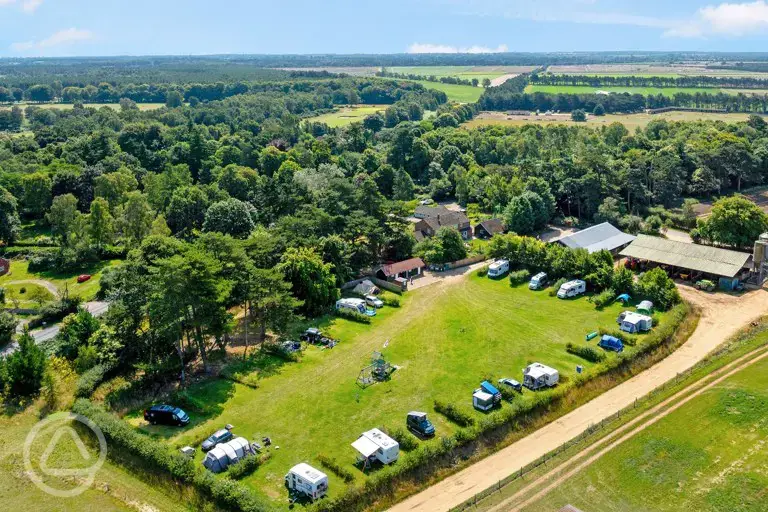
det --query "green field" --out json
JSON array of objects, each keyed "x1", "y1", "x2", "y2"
[
  {"x1": 412, "y1": 80, "x2": 484, "y2": 103},
  {"x1": 389, "y1": 66, "x2": 513, "y2": 82},
  {"x1": 525, "y1": 84, "x2": 768, "y2": 97},
  {"x1": 305, "y1": 105, "x2": 386, "y2": 127},
  {"x1": 0, "y1": 259, "x2": 121, "y2": 302},
  {"x1": 129, "y1": 274, "x2": 668, "y2": 508},
  {"x1": 0, "y1": 367, "x2": 189, "y2": 512},
  {"x1": 524, "y1": 343, "x2": 768, "y2": 511}
]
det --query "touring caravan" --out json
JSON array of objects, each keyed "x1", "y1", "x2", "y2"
[
  {"x1": 618, "y1": 311, "x2": 653, "y2": 333},
  {"x1": 523, "y1": 363, "x2": 560, "y2": 390},
  {"x1": 557, "y1": 279, "x2": 586, "y2": 299},
  {"x1": 285, "y1": 463, "x2": 328, "y2": 501},
  {"x1": 352, "y1": 428, "x2": 400, "y2": 466},
  {"x1": 335, "y1": 298, "x2": 374, "y2": 316},
  {"x1": 472, "y1": 390, "x2": 495, "y2": 411},
  {"x1": 487, "y1": 259, "x2": 510, "y2": 278}
]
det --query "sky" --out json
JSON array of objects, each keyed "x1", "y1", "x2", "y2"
[{"x1": 2, "y1": 0, "x2": 768, "y2": 57}]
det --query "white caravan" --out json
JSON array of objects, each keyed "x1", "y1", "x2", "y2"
[
  {"x1": 487, "y1": 259, "x2": 510, "y2": 278},
  {"x1": 557, "y1": 279, "x2": 586, "y2": 299},
  {"x1": 285, "y1": 463, "x2": 328, "y2": 501}
]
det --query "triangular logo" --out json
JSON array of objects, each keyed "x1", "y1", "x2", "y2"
[{"x1": 39, "y1": 426, "x2": 93, "y2": 477}]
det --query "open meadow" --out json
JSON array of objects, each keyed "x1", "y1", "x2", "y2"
[
  {"x1": 465, "y1": 110, "x2": 758, "y2": 131},
  {"x1": 125, "y1": 273, "x2": 669, "y2": 508},
  {"x1": 523, "y1": 338, "x2": 768, "y2": 512},
  {"x1": 524, "y1": 84, "x2": 768, "y2": 97},
  {"x1": 304, "y1": 105, "x2": 387, "y2": 127},
  {"x1": 546, "y1": 63, "x2": 768, "y2": 77}
]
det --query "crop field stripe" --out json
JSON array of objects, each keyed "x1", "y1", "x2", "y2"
[{"x1": 496, "y1": 343, "x2": 768, "y2": 512}]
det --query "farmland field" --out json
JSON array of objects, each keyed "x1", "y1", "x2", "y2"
[
  {"x1": 465, "y1": 110, "x2": 758, "y2": 131},
  {"x1": 546, "y1": 63, "x2": 768, "y2": 77},
  {"x1": 523, "y1": 84, "x2": 765, "y2": 97},
  {"x1": 128, "y1": 274, "x2": 670, "y2": 508},
  {"x1": 522, "y1": 341, "x2": 768, "y2": 512},
  {"x1": 411, "y1": 80, "x2": 484, "y2": 102},
  {"x1": 304, "y1": 104, "x2": 387, "y2": 127},
  {"x1": 389, "y1": 66, "x2": 536, "y2": 82}
]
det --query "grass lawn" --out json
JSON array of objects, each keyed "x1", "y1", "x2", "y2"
[
  {"x1": 525, "y1": 84, "x2": 768, "y2": 97},
  {"x1": 0, "y1": 259, "x2": 121, "y2": 302},
  {"x1": 0, "y1": 365, "x2": 190, "y2": 512},
  {"x1": 524, "y1": 347, "x2": 768, "y2": 512},
  {"x1": 305, "y1": 105, "x2": 387, "y2": 127},
  {"x1": 465, "y1": 111, "x2": 757, "y2": 132},
  {"x1": 128, "y1": 274, "x2": 669, "y2": 508},
  {"x1": 413, "y1": 80, "x2": 484, "y2": 103},
  {"x1": 389, "y1": 66, "x2": 509, "y2": 83}
]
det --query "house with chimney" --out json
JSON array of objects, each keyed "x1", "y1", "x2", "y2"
[{"x1": 413, "y1": 207, "x2": 472, "y2": 241}]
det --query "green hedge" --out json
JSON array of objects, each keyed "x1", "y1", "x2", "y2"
[
  {"x1": 227, "y1": 453, "x2": 270, "y2": 480},
  {"x1": 433, "y1": 399, "x2": 475, "y2": 427},
  {"x1": 508, "y1": 269, "x2": 531, "y2": 286},
  {"x1": 589, "y1": 288, "x2": 615, "y2": 309},
  {"x1": 334, "y1": 308, "x2": 372, "y2": 324},
  {"x1": 384, "y1": 426, "x2": 418, "y2": 452},
  {"x1": 317, "y1": 453, "x2": 355, "y2": 483},
  {"x1": 566, "y1": 342, "x2": 606, "y2": 363},
  {"x1": 75, "y1": 363, "x2": 113, "y2": 398}
]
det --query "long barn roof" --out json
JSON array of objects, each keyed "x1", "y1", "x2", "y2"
[
  {"x1": 619, "y1": 235, "x2": 751, "y2": 278},
  {"x1": 557, "y1": 222, "x2": 635, "y2": 253}
]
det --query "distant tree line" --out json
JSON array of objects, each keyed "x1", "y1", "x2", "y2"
[{"x1": 530, "y1": 73, "x2": 768, "y2": 90}]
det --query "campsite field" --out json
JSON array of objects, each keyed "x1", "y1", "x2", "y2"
[
  {"x1": 465, "y1": 110, "x2": 757, "y2": 131},
  {"x1": 522, "y1": 345, "x2": 768, "y2": 512},
  {"x1": 305, "y1": 105, "x2": 387, "y2": 127},
  {"x1": 128, "y1": 273, "x2": 669, "y2": 507}
]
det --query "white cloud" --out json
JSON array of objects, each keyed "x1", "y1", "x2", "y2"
[
  {"x1": 0, "y1": 0, "x2": 43, "y2": 12},
  {"x1": 11, "y1": 28, "x2": 95, "y2": 52},
  {"x1": 408, "y1": 43, "x2": 509, "y2": 54},
  {"x1": 664, "y1": 1, "x2": 768, "y2": 38}
]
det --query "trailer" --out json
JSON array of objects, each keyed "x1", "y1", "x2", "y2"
[
  {"x1": 285, "y1": 463, "x2": 328, "y2": 502},
  {"x1": 487, "y1": 259, "x2": 510, "y2": 278},
  {"x1": 557, "y1": 279, "x2": 586, "y2": 299},
  {"x1": 479, "y1": 381, "x2": 502, "y2": 404},
  {"x1": 617, "y1": 311, "x2": 653, "y2": 334},
  {"x1": 523, "y1": 363, "x2": 560, "y2": 390},
  {"x1": 352, "y1": 428, "x2": 399, "y2": 468},
  {"x1": 472, "y1": 390, "x2": 495, "y2": 411},
  {"x1": 336, "y1": 298, "x2": 375, "y2": 316}
]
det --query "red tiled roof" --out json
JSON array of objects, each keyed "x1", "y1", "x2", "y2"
[{"x1": 379, "y1": 257, "x2": 426, "y2": 277}]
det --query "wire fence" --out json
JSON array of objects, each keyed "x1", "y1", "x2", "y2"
[{"x1": 450, "y1": 366, "x2": 698, "y2": 511}]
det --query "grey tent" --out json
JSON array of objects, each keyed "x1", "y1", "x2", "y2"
[
  {"x1": 637, "y1": 300, "x2": 653, "y2": 314},
  {"x1": 353, "y1": 280, "x2": 379, "y2": 296},
  {"x1": 203, "y1": 446, "x2": 229, "y2": 473},
  {"x1": 202, "y1": 437, "x2": 253, "y2": 473}
]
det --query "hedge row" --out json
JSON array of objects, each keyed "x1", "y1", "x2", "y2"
[
  {"x1": 508, "y1": 269, "x2": 531, "y2": 286},
  {"x1": 317, "y1": 453, "x2": 356, "y2": 483},
  {"x1": 383, "y1": 427, "x2": 418, "y2": 452},
  {"x1": 71, "y1": 399, "x2": 271, "y2": 512},
  {"x1": 313, "y1": 302, "x2": 691, "y2": 512},
  {"x1": 75, "y1": 363, "x2": 114, "y2": 398},
  {"x1": 566, "y1": 342, "x2": 606, "y2": 363},
  {"x1": 334, "y1": 308, "x2": 372, "y2": 324},
  {"x1": 433, "y1": 399, "x2": 475, "y2": 427},
  {"x1": 228, "y1": 453, "x2": 270, "y2": 480}
]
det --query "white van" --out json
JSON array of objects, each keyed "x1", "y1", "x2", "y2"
[
  {"x1": 487, "y1": 259, "x2": 510, "y2": 278},
  {"x1": 557, "y1": 279, "x2": 586, "y2": 299},
  {"x1": 285, "y1": 463, "x2": 328, "y2": 501},
  {"x1": 529, "y1": 272, "x2": 548, "y2": 290}
]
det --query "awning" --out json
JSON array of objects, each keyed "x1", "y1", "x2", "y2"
[{"x1": 352, "y1": 436, "x2": 379, "y2": 458}]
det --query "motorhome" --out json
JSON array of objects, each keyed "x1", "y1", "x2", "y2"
[
  {"x1": 352, "y1": 428, "x2": 400, "y2": 466},
  {"x1": 557, "y1": 279, "x2": 586, "y2": 299},
  {"x1": 487, "y1": 259, "x2": 510, "y2": 278},
  {"x1": 335, "y1": 298, "x2": 373, "y2": 316},
  {"x1": 529, "y1": 272, "x2": 548, "y2": 290},
  {"x1": 285, "y1": 463, "x2": 328, "y2": 501}
]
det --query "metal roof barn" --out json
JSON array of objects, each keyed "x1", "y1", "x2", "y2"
[
  {"x1": 620, "y1": 235, "x2": 751, "y2": 278},
  {"x1": 557, "y1": 222, "x2": 636, "y2": 254}
]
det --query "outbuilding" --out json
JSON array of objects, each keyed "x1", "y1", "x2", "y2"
[
  {"x1": 474, "y1": 218, "x2": 505, "y2": 239},
  {"x1": 376, "y1": 258, "x2": 426, "y2": 282},
  {"x1": 556, "y1": 222, "x2": 636, "y2": 255}
]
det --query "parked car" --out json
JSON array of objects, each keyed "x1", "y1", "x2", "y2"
[
  {"x1": 77, "y1": 274, "x2": 92, "y2": 283},
  {"x1": 696, "y1": 279, "x2": 716, "y2": 292},
  {"x1": 365, "y1": 295, "x2": 384, "y2": 308},
  {"x1": 144, "y1": 404, "x2": 190, "y2": 426},
  {"x1": 202, "y1": 427, "x2": 234, "y2": 452},
  {"x1": 419, "y1": 198, "x2": 433, "y2": 205},
  {"x1": 498, "y1": 378, "x2": 523, "y2": 392},
  {"x1": 406, "y1": 411, "x2": 435, "y2": 437}
]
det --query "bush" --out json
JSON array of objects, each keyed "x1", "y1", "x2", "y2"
[
  {"x1": 589, "y1": 288, "x2": 615, "y2": 309},
  {"x1": 334, "y1": 308, "x2": 372, "y2": 324},
  {"x1": 549, "y1": 277, "x2": 567, "y2": 297},
  {"x1": 227, "y1": 453, "x2": 269, "y2": 480},
  {"x1": 566, "y1": 342, "x2": 606, "y2": 362},
  {"x1": 637, "y1": 267, "x2": 681, "y2": 310},
  {"x1": 317, "y1": 453, "x2": 355, "y2": 483},
  {"x1": 381, "y1": 296, "x2": 401, "y2": 308},
  {"x1": 433, "y1": 399, "x2": 475, "y2": 427},
  {"x1": 384, "y1": 426, "x2": 418, "y2": 451},
  {"x1": 75, "y1": 363, "x2": 113, "y2": 398},
  {"x1": 508, "y1": 269, "x2": 531, "y2": 286},
  {"x1": 260, "y1": 342, "x2": 300, "y2": 362},
  {"x1": 476, "y1": 268, "x2": 488, "y2": 278},
  {"x1": 28, "y1": 296, "x2": 83, "y2": 329}
]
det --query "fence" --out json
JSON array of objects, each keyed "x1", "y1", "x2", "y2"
[
  {"x1": 341, "y1": 276, "x2": 404, "y2": 294},
  {"x1": 444, "y1": 254, "x2": 487, "y2": 271},
  {"x1": 450, "y1": 365, "x2": 699, "y2": 511}
]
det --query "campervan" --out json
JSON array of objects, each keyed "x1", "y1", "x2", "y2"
[
  {"x1": 557, "y1": 279, "x2": 586, "y2": 299},
  {"x1": 335, "y1": 298, "x2": 371, "y2": 315},
  {"x1": 487, "y1": 259, "x2": 510, "y2": 278},
  {"x1": 352, "y1": 428, "x2": 400, "y2": 465},
  {"x1": 529, "y1": 272, "x2": 548, "y2": 290},
  {"x1": 285, "y1": 463, "x2": 328, "y2": 501},
  {"x1": 523, "y1": 363, "x2": 560, "y2": 390}
]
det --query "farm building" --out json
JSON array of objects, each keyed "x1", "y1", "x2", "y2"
[
  {"x1": 620, "y1": 235, "x2": 751, "y2": 283},
  {"x1": 376, "y1": 258, "x2": 425, "y2": 282},
  {"x1": 556, "y1": 222, "x2": 636, "y2": 254},
  {"x1": 474, "y1": 218, "x2": 505, "y2": 239},
  {"x1": 414, "y1": 211, "x2": 472, "y2": 240}
]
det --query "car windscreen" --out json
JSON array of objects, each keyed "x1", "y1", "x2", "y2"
[{"x1": 174, "y1": 408, "x2": 188, "y2": 419}]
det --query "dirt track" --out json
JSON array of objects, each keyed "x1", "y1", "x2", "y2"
[{"x1": 388, "y1": 285, "x2": 768, "y2": 512}]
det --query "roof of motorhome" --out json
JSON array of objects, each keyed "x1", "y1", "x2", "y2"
[
  {"x1": 557, "y1": 222, "x2": 636, "y2": 253},
  {"x1": 619, "y1": 235, "x2": 750, "y2": 278},
  {"x1": 489, "y1": 259, "x2": 508, "y2": 268},
  {"x1": 362, "y1": 428, "x2": 398, "y2": 449},
  {"x1": 561, "y1": 279, "x2": 585, "y2": 288},
  {"x1": 289, "y1": 463, "x2": 327, "y2": 484}
]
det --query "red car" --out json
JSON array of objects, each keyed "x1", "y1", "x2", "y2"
[{"x1": 77, "y1": 274, "x2": 92, "y2": 283}]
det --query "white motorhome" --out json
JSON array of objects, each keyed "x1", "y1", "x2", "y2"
[
  {"x1": 351, "y1": 428, "x2": 400, "y2": 466},
  {"x1": 523, "y1": 363, "x2": 560, "y2": 390},
  {"x1": 335, "y1": 298, "x2": 368, "y2": 315},
  {"x1": 557, "y1": 279, "x2": 586, "y2": 299},
  {"x1": 529, "y1": 272, "x2": 548, "y2": 290},
  {"x1": 487, "y1": 259, "x2": 510, "y2": 278},
  {"x1": 472, "y1": 390, "x2": 495, "y2": 411},
  {"x1": 285, "y1": 463, "x2": 328, "y2": 501}
]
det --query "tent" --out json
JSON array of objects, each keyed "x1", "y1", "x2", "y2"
[
  {"x1": 203, "y1": 446, "x2": 229, "y2": 473},
  {"x1": 353, "y1": 279, "x2": 379, "y2": 296},
  {"x1": 616, "y1": 293, "x2": 631, "y2": 304},
  {"x1": 202, "y1": 437, "x2": 254, "y2": 473},
  {"x1": 637, "y1": 300, "x2": 653, "y2": 314}
]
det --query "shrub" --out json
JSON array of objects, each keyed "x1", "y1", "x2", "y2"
[
  {"x1": 476, "y1": 268, "x2": 488, "y2": 278},
  {"x1": 334, "y1": 308, "x2": 372, "y2": 324},
  {"x1": 549, "y1": 277, "x2": 567, "y2": 297},
  {"x1": 508, "y1": 269, "x2": 531, "y2": 286},
  {"x1": 381, "y1": 296, "x2": 400, "y2": 308},
  {"x1": 433, "y1": 399, "x2": 475, "y2": 427},
  {"x1": 317, "y1": 453, "x2": 355, "y2": 483},
  {"x1": 590, "y1": 288, "x2": 615, "y2": 309},
  {"x1": 637, "y1": 267, "x2": 681, "y2": 310},
  {"x1": 384, "y1": 426, "x2": 418, "y2": 451},
  {"x1": 227, "y1": 453, "x2": 270, "y2": 480},
  {"x1": 75, "y1": 363, "x2": 113, "y2": 398},
  {"x1": 566, "y1": 342, "x2": 606, "y2": 363},
  {"x1": 260, "y1": 342, "x2": 300, "y2": 362}
]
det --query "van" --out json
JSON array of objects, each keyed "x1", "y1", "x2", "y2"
[
  {"x1": 557, "y1": 279, "x2": 586, "y2": 299},
  {"x1": 144, "y1": 404, "x2": 190, "y2": 426},
  {"x1": 487, "y1": 259, "x2": 509, "y2": 278},
  {"x1": 406, "y1": 411, "x2": 435, "y2": 437},
  {"x1": 529, "y1": 272, "x2": 548, "y2": 290}
]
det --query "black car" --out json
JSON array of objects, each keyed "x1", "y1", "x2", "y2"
[
  {"x1": 202, "y1": 428, "x2": 234, "y2": 452},
  {"x1": 144, "y1": 404, "x2": 190, "y2": 426}
]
